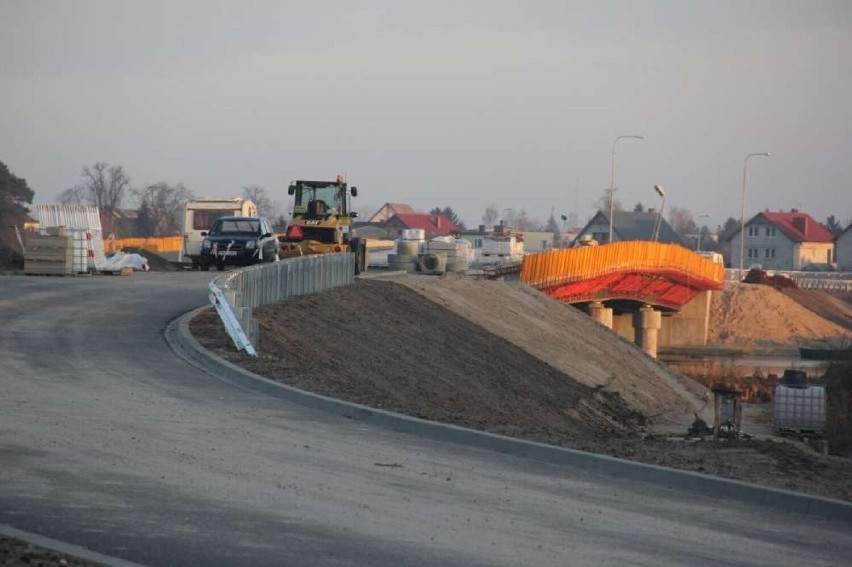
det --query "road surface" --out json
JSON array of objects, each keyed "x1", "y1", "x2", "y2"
[{"x1": 1, "y1": 273, "x2": 850, "y2": 566}]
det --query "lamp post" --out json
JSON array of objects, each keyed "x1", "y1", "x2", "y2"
[
  {"x1": 697, "y1": 213, "x2": 709, "y2": 252},
  {"x1": 739, "y1": 152, "x2": 771, "y2": 279},
  {"x1": 609, "y1": 135, "x2": 644, "y2": 243},
  {"x1": 651, "y1": 184, "x2": 666, "y2": 242}
]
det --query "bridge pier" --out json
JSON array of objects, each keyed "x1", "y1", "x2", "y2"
[
  {"x1": 586, "y1": 301, "x2": 613, "y2": 329},
  {"x1": 633, "y1": 305, "x2": 662, "y2": 358}
]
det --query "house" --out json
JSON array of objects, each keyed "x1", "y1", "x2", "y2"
[
  {"x1": 573, "y1": 210, "x2": 684, "y2": 246},
  {"x1": 835, "y1": 223, "x2": 852, "y2": 271},
  {"x1": 728, "y1": 209, "x2": 834, "y2": 271},
  {"x1": 368, "y1": 203, "x2": 417, "y2": 223},
  {"x1": 515, "y1": 231, "x2": 557, "y2": 252},
  {"x1": 383, "y1": 213, "x2": 460, "y2": 239}
]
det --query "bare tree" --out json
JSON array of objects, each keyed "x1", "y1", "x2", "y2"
[
  {"x1": 56, "y1": 186, "x2": 86, "y2": 205},
  {"x1": 59, "y1": 162, "x2": 131, "y2": 213},
  {"x1": 668, "y1": 206, "x2": 697, "y2": 237},
  {"x1": 595, "y1": 188, "x2": 622, "y2": 214},
  {"x1": 481, "y1": 203, "x2": 499, "y2": 228},
  {"x1": 242, "y1": 185, "x2": 274, "y2": 218},
  {"x1": 135, "y1": 182, "x2": 194, "y2": 236}
]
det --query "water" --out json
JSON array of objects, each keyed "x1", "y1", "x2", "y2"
[{"x1": 662, "y1": 353, "x2": 828, "y2": 379}]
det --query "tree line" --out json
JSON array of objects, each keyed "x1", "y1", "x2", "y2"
[{"x1": 57, "y1": 161, "x2": 277, "y2": 237}]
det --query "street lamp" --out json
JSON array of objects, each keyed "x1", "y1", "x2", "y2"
[
  {"x1": 651, "y1": 184, "x2": 666, "y2": 242},
  {"x1": 697, "y1": 213, "x2": 709, "y2": 252},
  {"x1": 739, "y1": 152, "x2": 771, "y2": 279},
  {"x1": 609, "y1": 135, "x2": 644, "y2": 243}
]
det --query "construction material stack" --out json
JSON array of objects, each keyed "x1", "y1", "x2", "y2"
[
  {"x1": 419, "y1": 237, "x2": 473, "y2": 275},
  {"x1": 388, "y1": 229, "x2": 424, "y2": 272},
  {"x1": 24, "y1": 228, "x2": 74, "y2": 275}
]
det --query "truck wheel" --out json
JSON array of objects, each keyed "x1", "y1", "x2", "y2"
[
  {"x1": 216, "y1": 262, "x2": 225, "y2": 271},
  {"x1": 199, "y1": 260, "x2": 210, "y2": 272}
]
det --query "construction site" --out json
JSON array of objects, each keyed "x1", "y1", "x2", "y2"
[
  {"x1": 188, "y1": 267, "x2": 852, "y2": 503},
  {"x1": 3, "y1": 202, "x2": 852, "y2": 566}
]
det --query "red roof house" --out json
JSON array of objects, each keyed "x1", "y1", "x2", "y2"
[
  {"x1": 729, "y1": 209, "x2": 835, "y2": 270},
  {"x1": 383, "y1": 213, "x2": 460, "y2": 238}
]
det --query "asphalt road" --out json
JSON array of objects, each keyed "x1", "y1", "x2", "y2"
[{"x1": 1, "y1": 273, "x2": 851, "y2": 567}]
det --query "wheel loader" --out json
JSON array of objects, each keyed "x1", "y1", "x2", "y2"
[{"x1": 278, "y1": 176, "x2": 365, "y2": 271}]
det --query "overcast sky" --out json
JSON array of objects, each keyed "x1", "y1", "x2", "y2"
[{"x1": 2, "y1": 0, "x2": 850, "y2": 229}]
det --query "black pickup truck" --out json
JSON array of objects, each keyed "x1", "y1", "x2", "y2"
[{"x1": 198, "y1": 216, "x2": 279, "y2": 271}]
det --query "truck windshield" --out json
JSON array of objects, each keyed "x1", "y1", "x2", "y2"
[
  {"x1": 210, "y1": 219, "x2": 261, "y2": 236},
  {"x1": 294, "y1": 183, "x2": 343, "y2": 216}
]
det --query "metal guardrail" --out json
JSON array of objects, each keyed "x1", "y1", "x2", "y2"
[
  {"x1": 724, "y1": 268, "x2": 852, "y2": 292},
  {"x1": 209, "y1": 253, "x2": 355, "y2": 354}
]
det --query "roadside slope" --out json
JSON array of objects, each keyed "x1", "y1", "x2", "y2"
[{"x1": 400, "y1": 274, "x2": 704, "y2": 418}]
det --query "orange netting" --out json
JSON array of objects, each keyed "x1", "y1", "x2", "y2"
[
  {"x1": 521, "y1": 242, "x2": 724, "y2": 290},
  {"x1": 104, "y1": 236, "x2": 183, "y2": 254}
]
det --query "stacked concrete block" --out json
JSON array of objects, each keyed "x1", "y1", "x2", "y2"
[{"x1": 24, "y1": 231, "x2": 74, "y2": 275}]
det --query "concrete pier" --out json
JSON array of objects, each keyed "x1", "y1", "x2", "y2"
[
  {"x1": 587, "y1": 301, "x2": 613, "y2": 329},
  {"x1": 633, "y1": 304, "x2": 662, "y2": 358}
]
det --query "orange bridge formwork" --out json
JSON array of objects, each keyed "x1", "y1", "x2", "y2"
[{"x1": 521, "y1": 242, "x2": 725, "y2": 310}]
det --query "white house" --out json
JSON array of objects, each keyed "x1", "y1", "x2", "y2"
[
  {"x1": 729, "y1": 209, "x2": 834, "y2": 271},
  {"x1": 836, "y1": 223, "x2": 852, "y2": 271}
]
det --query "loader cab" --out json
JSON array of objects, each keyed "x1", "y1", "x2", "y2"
[{"x1": 287, "y1": 178, "x2": 357, "y2": 220}]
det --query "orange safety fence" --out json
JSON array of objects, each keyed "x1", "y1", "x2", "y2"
[
  {"x1": 104, "y1": 236, "x2": 184, "y2": 254},
  {"x1": 521, "y1": 242, "x2": 725, "y2": 290}
]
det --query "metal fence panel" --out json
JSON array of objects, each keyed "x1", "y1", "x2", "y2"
[{"x1": 208, "y1": 253, "x2": 355, "y2": 354}]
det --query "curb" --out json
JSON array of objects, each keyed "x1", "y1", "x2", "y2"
[
  {"x1": 0, "y1": 525, "x2": 149, "y2": 567},
  {"x1": 167, "y1": 307, "x2": 852, "y2": 525}
]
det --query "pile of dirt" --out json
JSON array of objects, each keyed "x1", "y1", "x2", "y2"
[
  {"x1": 0, "y1": 246, "x2": 23, "y2": 271},
  {"x1": 779, "y1": 287, "x2": 852, "y2": 332},
  {"x1": 0, "y1": 536, "x2": 97, "y2": 566},
  {"x1": 400, "y1": 274, "x2": 704, "y2": 419},
  {"x1": 709, "y1": 282, "x2": 850, "y2": 350},
  {"x1": 192, "y1": 279, "x2": 647, "y2": 443},
  {"x1": 189, "y1": 276, "x2": 852, "y2": 502}
]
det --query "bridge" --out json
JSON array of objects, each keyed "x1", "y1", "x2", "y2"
[{"x1": 521, "y1": 242, "x2": 725, "y2": 357}]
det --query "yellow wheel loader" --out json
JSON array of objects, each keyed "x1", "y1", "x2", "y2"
[{"x1": 278, "y1": 176, "x2": 365, "y2": 272}]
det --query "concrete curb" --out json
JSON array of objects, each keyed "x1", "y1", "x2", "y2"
[
  {"x1": 0, "y1": 524, "x2": 149, "y2": 567},
  {"x1": 167, "y1": 307, "x2": 852, "y2": 525}
]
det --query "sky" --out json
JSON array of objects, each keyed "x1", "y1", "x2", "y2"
[{"x1": 2, "y1": 0, "x2": 851, "y2": 230}]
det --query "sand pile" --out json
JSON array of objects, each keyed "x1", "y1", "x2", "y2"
[{"x1": 709, "y1": 282, "x2": 849, "y2": 350}]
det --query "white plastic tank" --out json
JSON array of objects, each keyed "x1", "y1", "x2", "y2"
[
  {"x1": 401, "y1": 228, "x2": 425, "y2": 241},
  {"x1": 773, "y1": 385, "x2": 826, "y2": 433}
]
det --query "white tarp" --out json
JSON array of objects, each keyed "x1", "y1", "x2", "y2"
[{"x1": 102, "y1": 251, "x2": 149, "y2": 272}]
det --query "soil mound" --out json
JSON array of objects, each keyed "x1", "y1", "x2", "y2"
[
  {"x1": 709, "y1": 282, "x2": 849, "y2": 350},
  {"x1": 193, "y1": 279, "x2": 648, "y2": 444},
  {"x1": 400, "y1": 274, "x2": 703, "y2": 418}
]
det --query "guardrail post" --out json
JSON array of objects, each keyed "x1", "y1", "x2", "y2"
[{"x1": 225, "y1": 289, "x2": 258, "y2": 352}]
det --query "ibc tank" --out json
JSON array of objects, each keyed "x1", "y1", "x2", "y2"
[{"x1": 773, "y1": 385, "x2": 826, "y2": 433}]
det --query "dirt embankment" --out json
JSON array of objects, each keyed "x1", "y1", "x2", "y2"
[
  {"x1": 190, "y1": 275, "x2": 852, "y2": 502},
  {"x1": 709, "y1": 282, "x2": 850, "y2": 350}
]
